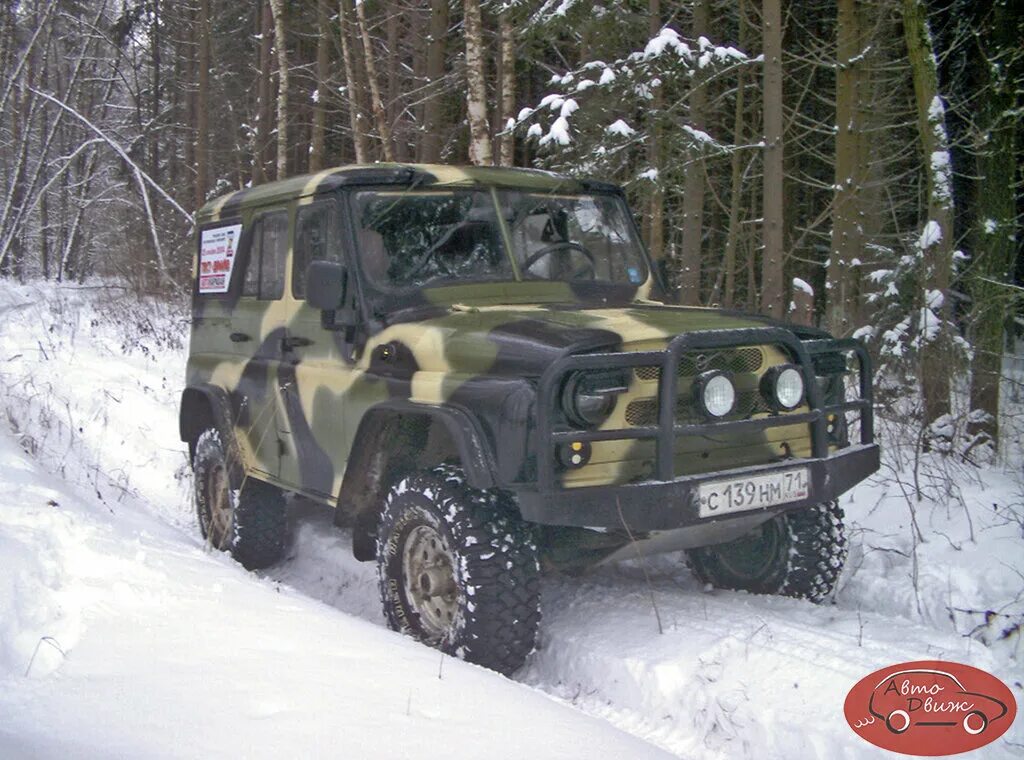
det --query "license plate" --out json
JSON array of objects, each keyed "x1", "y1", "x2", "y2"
[{"x1": 698, "y1": 467, "x2": 810, "y2": 518}]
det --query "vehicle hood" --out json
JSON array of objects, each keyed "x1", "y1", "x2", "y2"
[{"x1": 383, "y1": 303, "x2": 773, "y2": 377}]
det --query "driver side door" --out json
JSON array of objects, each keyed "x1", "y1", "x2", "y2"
[{"x1": 277, "y1": 196, "x2": 355, "y2": 500}]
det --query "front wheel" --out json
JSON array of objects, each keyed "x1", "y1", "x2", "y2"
[
  {"x1": 962, "y1": 710, "x2": 987, "y2": 736},
  {"x1": 686, "y1": 501, "x2": 847, "y2": 603},
  {"x1": 376, "y1": 465, "x2": 541, "y2": 675}
]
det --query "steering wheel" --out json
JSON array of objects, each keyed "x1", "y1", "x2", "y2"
[
  {"x1": 401, "y1": 226, "x2": 460, "y2": 281},
  {"x1": 521, "y1": 241, "x2": 597, "y2": 280}
]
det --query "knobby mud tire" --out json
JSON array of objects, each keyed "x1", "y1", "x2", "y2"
[
  {"x1": 193, "y1": 428, "x2": 287, "y2": 570},
  {"x1": 376, "y1": 464, "x2": 541, "y2": 675},
  {"x1": 686, "y1": 501, "x2": 847, "y2": 603}
]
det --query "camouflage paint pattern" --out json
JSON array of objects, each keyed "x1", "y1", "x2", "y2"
[{"x1": 185, "y1": 164, "x2": 830, "y2": 522}]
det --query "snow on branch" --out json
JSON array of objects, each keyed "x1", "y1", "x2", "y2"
[
  {"x1": 606, "y1": 119, "x2": 635, "y2": 137},
  {"x1": 516, "y1": 25, "x2": 752, "y2": 178},
  {"x1": 792, "y1": 277, "x2": 814, "y2": 296},
  {"x1": 916, "y1": 220, "x2": 942, "y2": 250}
]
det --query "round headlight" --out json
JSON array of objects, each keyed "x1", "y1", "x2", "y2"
[
  {"x1": 774, "y1": 366, "x2": 805, "y2": 409},
  {"x1": 561, "y1": 370, "x2": 628, "y2": 428},
  {"x1": 700, "y1": 372, "x2": 736, "y2": 418}
]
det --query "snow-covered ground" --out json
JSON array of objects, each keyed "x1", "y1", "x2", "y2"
[{"x1": 1, "y1": 281, "x2": 1021, "y2": 758}]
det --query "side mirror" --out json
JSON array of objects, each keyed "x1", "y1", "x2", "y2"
[
  {"x1": 307, "y1": 260, "x2": 346, "y2": 310},
  {"x1": 306, "y1": 260, "x2": 357, "y2": 329}
]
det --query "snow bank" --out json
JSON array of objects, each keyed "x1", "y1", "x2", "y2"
[
  {"x1": 0, "y1": 430, "x2": 665, "y2": 759},
  {"x1": 0, "y1": 439, "x2": 84, "y2": 678}
]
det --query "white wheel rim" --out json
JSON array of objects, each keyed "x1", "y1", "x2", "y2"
[
  {"x1": 206, "y1": 463, "x2": 233, "y2": 549},
  {"x1": 963, "y1": 712, "x2": 986, "y2": 735},
  {"x1": 401, "y1": 523, "x2": 459, "y2": 639},
  {"x1": 888, "y1": 710, "x2": 911, "y2": 733}
]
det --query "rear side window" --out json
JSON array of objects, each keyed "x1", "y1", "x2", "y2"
[
  {"x1": 293, "y1": 200, "x2": 340, "y2": 299},
  {"x1": 241, "y1": 210, "x2": 288, "y2": 300},
  {"x1": 242, "y1": 221, "x2": 261, "y2": 297}
]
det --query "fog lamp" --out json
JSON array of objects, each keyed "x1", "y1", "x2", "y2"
[{"x1": 696, "y1": 371, "x2": 736, "y2": 418}]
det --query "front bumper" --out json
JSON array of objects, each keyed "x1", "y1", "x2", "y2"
[
  {"x1": 521, "y1": 327, "x2": 878, "y2": 531},
  {"x1": 516, "y1": 442, "x2": 879, "y2": 531}
]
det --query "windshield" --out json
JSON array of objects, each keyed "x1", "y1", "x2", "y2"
[{"x1": 351, "y1": 188, "x2": 648, "y2": 291}]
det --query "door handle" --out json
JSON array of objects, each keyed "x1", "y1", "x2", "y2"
[
  {"x1": 229, "y1": 332, "x2": 251, "y2": 343},
  {"x1": 281, "y1": 335, "x2": 314, "y2": 352}
]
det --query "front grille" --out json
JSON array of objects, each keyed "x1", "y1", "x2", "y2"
[
  {"x1": 635, "y1": 347, "x2": 764, "y2": 382},
  {"x1": 624, "y1": 390, "x2": 773, "y2": 426}
]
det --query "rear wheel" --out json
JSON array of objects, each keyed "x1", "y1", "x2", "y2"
[
  {"x1": 686, "y1": 501, "x2": 847, "y2": 602},
  {"x1": 376, "y1": 464, "x2": 541, "y2": 675},
  {"x1": 193, "y1": 428, "x2": 287, "y2": 570},
  {"x1": 886, "y1": 709, "x2": 911, "y2": 734}
]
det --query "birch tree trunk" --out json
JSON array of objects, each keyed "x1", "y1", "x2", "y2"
[
  {"x1": 903, "y1": 0, "x2": 952, "y2": 428},
  {"x1": 679, "y1": 0, "x2": 708, "y2": 305},
  {"x1": 760, "y1": 0, "x2": 784, "y2": 319},
  {"x1": 497, "y1": 9, "x2": 515, "y2": 167},
  {"x1": 355, "y1": 0, "x2": 394, "y2": 161},
  {"x1": 463, "y1": 0, "x2": 492, "y2": 165},
  {"x1": 268, "y1": 0, "x2": 289, "y2": 179}
]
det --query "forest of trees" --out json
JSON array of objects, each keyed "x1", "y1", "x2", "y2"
[{"x1": 0, "y1": 0, "x2": 1021, "y2": 450}]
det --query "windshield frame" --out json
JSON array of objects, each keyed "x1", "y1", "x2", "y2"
[{"x1": 343, "y1": 184, "x2": 655, "y2": 317}]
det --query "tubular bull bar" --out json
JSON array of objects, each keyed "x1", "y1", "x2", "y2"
[{"x1": 517, "y1": 327, "x2": 878, "y2": 529}]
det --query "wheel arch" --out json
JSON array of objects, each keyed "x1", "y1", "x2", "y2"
[
  {"x1": 180, "y1": 384, "x2": 234, "y2": 458},
  {"x1": 339, "y1": 400, "x2": 499, "y2": 561}
]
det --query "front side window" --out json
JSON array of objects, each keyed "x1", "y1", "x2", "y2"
[
  {"x1": 294, "y1": 200, "x2": 340, "y2": 299},
  {"x1": 350, "y1": 188, "x2": 647, "y2": 292}
]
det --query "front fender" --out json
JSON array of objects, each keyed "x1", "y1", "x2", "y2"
[{"x1": 376, "y1": 399, "x2": 498, "y2": 489}]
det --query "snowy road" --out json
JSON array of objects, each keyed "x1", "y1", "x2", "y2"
[{"x1": 1, "y1": 283, "x2": 1021, "y2": 758}]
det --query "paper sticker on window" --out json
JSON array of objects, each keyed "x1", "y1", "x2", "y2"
[
  {"x1": 198, "y1": 224, "x2": 243, "y2": 294},
  {"x1": 627, "y1": 266, "x2": 642, "y2": 284}
]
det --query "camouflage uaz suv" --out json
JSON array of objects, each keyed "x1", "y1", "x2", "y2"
[{"x1": 181, "y1": 164, "x2": 879, "y2": 674}]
